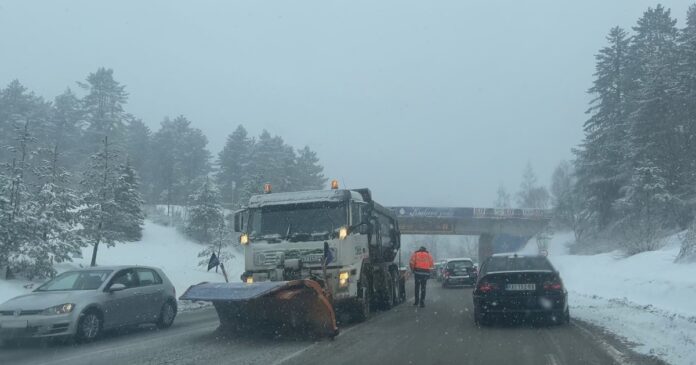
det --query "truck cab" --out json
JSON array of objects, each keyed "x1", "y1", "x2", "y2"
[{"x1": 233, "y1": 186, "x2": 403, "y2": 315}]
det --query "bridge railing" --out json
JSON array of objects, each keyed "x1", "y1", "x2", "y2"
[{"x1": 390, "y1": 207, "x2": 552, "y2": 220}]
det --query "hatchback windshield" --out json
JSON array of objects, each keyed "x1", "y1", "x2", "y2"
[{"x1": 36, "y1": 271, "x2": 112, "y2": 291}]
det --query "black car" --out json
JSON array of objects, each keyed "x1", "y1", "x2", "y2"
[
  {"x1": 473, "y1": 254, "x2": 569, "y2": 326},
  {"x1": 441, "y1": 258, "x2": 478, "y2": 288}
]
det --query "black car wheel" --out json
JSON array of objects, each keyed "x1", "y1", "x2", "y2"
[
  {"x1": 474, "y1": 307, "x2": 489, "y2": 326},
  {"x1": 157, "y1": 300, "x2": 177, "y2": 329},
  {"x1": 547, "y1": 308, "x2": 570, "y2": 326}
]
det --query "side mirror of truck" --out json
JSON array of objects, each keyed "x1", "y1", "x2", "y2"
[
  {"x1": 233, "y1": 210, "x2": 246, "y2": 233},
  {"x1": 358, "y1": 222, "x2": 370, "y2": 235}
]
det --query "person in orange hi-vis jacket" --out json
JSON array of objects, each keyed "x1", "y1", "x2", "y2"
[{"x1": 409, "y1": 246, "x2": 434, "y2": 308}]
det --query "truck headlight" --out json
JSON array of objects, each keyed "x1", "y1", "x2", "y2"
[
  {"x1": 42, "y1": 303, "x2": 74, "y2": 315},
  {"x1": 240, "y1": 233, "x2": 249, "y2": 245},
  {"x1": 339, "y1": 271, "x2": 350, "y2": 288},
  {"x1": 339, "y1": 227, "x2": 348, "y2": 240}
]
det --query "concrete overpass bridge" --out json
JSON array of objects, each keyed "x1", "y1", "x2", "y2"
[{"x1": 389, "y1": 207, "x2": 552, "y2": 260}]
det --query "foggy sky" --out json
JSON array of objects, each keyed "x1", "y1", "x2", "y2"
[{"x1": 1, "y1": 1, "x2": 692, "y2": 207}]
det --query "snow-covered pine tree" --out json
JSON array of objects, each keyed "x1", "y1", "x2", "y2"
[
  {"x1": 46, "y1": 88, "x2": 85, "y2": 179},
  {"x1": 516, "y1": 163, "x2": 550, "y2": 209},
  {"x1": 494, "y1": 185, "x2": 511, "y2": 208},
  {"x1": 294, "y1": 146, "x2": 327, "y2": 191},
  {"x1": 124, "y1": 117, "x2": 152, "y2": 200},
  {"x1": 79, "y1": 136, "x2": 124, "y2": 267},
  {"x1": 79, "y1": 68, "x2": 128, "y2": 152},
  {"x1": 551, "y1": 161, "x2": 580, "y2": 233},
  {"x1": 111, "y1": 160, "x2": 145, "y2": 241},
  {"x1": 24, "y1": 180, "x2": 84, "y2": 279},
  {"x1": 197, "y1": 218, "x2": 237, "y2": 271},
  {"x1": 216, "y1": 125, "x2": 253, "y2": 208},
  {"x1": 0, "y1": 169, "x2": 16, "y2": 275},
  {"x1": 574, "y1": 27, "x2": 632, "y2": 232},
  {"x1": 18, "y1": 137, "x2": 86, "y2": 279},
  {"x1": 615, "y1": 161, "x2": 673, "y2": 254},
  {"x1": 0, "y1": 120, "x2": 58, "y2": 278},
  {"x1": 674, "y1": 5, "x2": 696, "y2": 225},
  {"x1": 627, "y1": 6, "x2": 682, "y2": 226},
  {"x1": 676, "y1": 218, "x2": 696, "y2": 262},
  {"x1": 238, "y1": 130, "x2": 284, "y2": 202},
  {"x1": 186, "y1": 179, "x2": 224, "y2": 244},
  {"x1": 150, "y1": 116, "x2": 211, "y2": 208}
]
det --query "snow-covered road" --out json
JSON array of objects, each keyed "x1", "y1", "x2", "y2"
[{"x1": 537, "y1": 232, "x2": 696, "y2": 365}]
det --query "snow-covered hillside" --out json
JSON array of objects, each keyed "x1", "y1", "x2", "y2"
[
  {"x1": 534, "y1": 232, "x2": 696, "y2": 365},
  {"x1": 0, "y1": 221, "x2": 244, "y2": 308}
]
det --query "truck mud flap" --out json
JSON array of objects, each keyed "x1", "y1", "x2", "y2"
[{"x1": 180, "y1": 280, "x2": 338, "y2": 338}]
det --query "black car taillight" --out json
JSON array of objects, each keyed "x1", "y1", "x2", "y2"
[
  {"x1": 543, "y1": 280, "x2": 563, "y2": 291},
  {"x1": 477, "y1": 281, "x2": 498, "y2": 293}
]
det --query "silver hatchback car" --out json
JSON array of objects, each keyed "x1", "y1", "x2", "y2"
[{"x1": 0, "y1": 265, "x2": 177, "y2": 344}]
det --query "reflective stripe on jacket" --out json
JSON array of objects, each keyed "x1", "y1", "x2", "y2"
[{"x1": 409, "y1": 251, "x2": 434, "y2": 271}]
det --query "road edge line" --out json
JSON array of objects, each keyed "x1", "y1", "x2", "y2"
[
  {"x1": 270, "y1": 323, "x2": 361, "y2": 365},
  {"x1": 571, "y1": 320, "x2": 631, "y2": 365}
]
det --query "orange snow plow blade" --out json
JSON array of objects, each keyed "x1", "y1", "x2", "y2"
[{"x1": 180, "y1": 280, "x2": 338, "y2": 338}]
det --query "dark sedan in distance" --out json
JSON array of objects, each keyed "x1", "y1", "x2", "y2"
[
  {"x1": 473, "y1": 254, "x2": 569, "y2": 326},
  {"x1": 441, "y1": 258, "x2": 477, "y2": 288}
]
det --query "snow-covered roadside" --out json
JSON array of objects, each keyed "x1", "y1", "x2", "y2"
[
  {"x1": 537, "y1": 232, "x2": 696, "y2": 365},
  {"x1": 0, "y1": 220, "x2": 244, "y2": 311}
]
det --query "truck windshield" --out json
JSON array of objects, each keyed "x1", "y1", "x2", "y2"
[{"x1": 249, "y1": 202, "x2": 347, "y2": 242}]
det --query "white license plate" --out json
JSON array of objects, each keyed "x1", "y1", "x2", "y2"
[
  {"x1": 2, "y1": 320, "x2": 28, "y2": 329},
  {"x1": 506, "y1": 283, "x2": 536, "y2": 291}
]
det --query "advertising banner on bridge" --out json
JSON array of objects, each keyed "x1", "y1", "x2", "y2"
[{"x1": 390, "y1": 207, "x2": 550, "y2": 220}]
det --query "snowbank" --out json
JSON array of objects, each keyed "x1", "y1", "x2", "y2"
[
  {"x1": 0, "y1": 220, "x2": 244, "y2": 309},
  {"x1": 538, "y1": 232, "x2": 696, "y2": 365}
]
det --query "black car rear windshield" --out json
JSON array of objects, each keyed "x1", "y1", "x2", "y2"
[
  {"x1": 483, "y1": 256, "x2": 553, "y2": 273},
  {"x1": 447, "y1": 260, "x2": 473, "y2": 270}
]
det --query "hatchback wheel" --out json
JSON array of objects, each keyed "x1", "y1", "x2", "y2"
[
  {"x1": 157, "y1": 301, "x2": 177, "y2": 329},
  {"x1": 76, "y1": 311, "x2": 102, "y2": 341}
]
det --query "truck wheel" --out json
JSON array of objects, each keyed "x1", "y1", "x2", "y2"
[
  {"x1": 390, "y1": 272, "x2": 399, "y2": 306},
  {"x1": 353, "y1": 281, "x2": 371, "y2": 322},
  {"x1": 379, "y1": 271, "x2": 394, "y2": 310},
  {"x1": 398, "y1": 276, "x2": 406, "y2": 302}
]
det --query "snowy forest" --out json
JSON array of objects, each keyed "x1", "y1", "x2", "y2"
[
  {"x1": 550, "y1": 5, "x2": 696, "y2": 261},
  {"x1": 0, "y1": 68, "x2": 327, "y2": 279}
]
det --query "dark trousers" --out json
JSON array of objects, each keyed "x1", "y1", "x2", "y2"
[{"x1": 414, "y1": 274, "x2": 428, "y2": 304}]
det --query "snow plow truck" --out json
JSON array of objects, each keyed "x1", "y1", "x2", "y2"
[{"x1": 180, "y1": 183, "x2": 406, "y2": 338}]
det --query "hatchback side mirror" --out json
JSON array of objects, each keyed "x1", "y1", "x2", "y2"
[{"x1": 108, "y1": 283, "x2": 126, "y2": 292}]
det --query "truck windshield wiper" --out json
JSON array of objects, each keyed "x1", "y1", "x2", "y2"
[
  {"x1": 287, "y1": 232, "x2": 313, "y2": 242},
  {"x1": 284, "y1": 223, "x2": 292, "y2": 241}
]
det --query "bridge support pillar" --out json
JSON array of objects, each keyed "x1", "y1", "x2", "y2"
[{"x1": 478, "y1": 233, "x2": 494, "y2": 262}]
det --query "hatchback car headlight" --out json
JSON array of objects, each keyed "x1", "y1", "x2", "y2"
[{"x1": 42, "y1": 303, "x2": 75, "y2": 315}]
